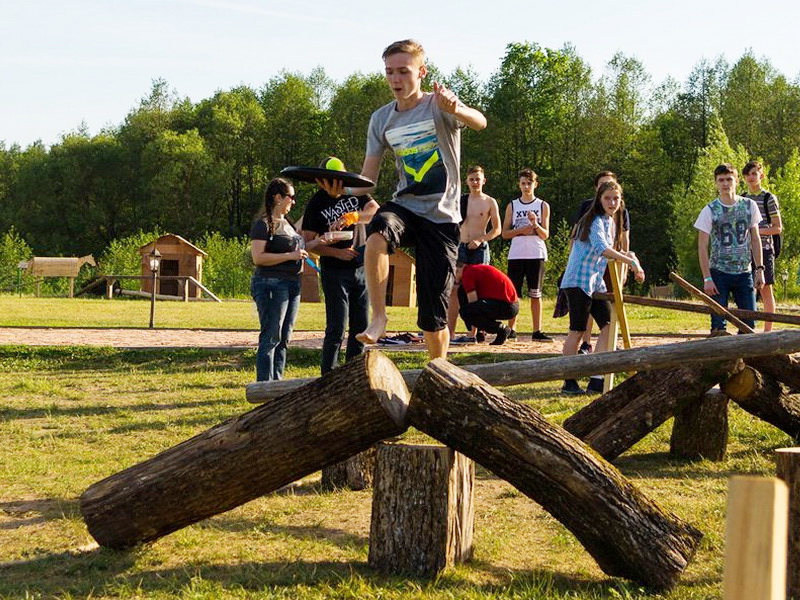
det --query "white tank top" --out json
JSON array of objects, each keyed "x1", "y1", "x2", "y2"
[{"x1": 508, "y1": 197, "x2": 548, "y2": 260}]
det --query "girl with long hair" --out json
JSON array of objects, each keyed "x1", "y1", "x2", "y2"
[{"x1": 559, "y1": 181, "x2": 645, "y2": 395}]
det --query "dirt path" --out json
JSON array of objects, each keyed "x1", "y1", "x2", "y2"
[{"x1": 0, "y1": 327, "x2": 702, "y2": 353}]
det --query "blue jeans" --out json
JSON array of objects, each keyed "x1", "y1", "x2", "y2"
[
  {"x1": 710, "y1": 268, "x2": 756, "y2": 331},
  {"x1": 320, "y1": 266, "x2": 368, "y2": 374},
  {"x1": 251, "y1": 275, "x2": 301, "y2": 381}
]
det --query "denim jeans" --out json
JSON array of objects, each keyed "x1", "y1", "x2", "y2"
[
  {"x1": 251, "y1": 275, "x2": 301, "y2": 381},
  {"x1": 320, "y1": 266, "x2": 368, "y2": 374},
  {"x1": 710, "y1": 268, "x2": 756, "y2": 330}
]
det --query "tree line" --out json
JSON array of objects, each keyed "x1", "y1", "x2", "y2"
[{"x1": 2, "y1": 42, "x2": 800, "y2": 289}]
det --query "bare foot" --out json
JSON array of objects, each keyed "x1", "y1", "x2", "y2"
[{"x1": 356, "y1": 314, "x2": 388, "y2": 344}]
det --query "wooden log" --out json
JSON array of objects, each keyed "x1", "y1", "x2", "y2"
[
  {"x1": 669, "y1": 391, "x2": 729, "y2": 461},
  {"x1": 775, "y1": 448, "x2": 800, "y2": 600},
  {"x1": 320, "y1": 447, "x2": 377, "y2": 491},
  {"x1": 723, "y1": 476, "x2": 788, "y2": 600},
  {"x1": 563, "y1": 361, "x2": 740, "y2": 460},
  {"x1": 80, "y1": 350, "x2": 410, "y2": 549},
  {"x1": 723, "y1": 366, "x2": 800, "y2": 440},
  {"x1": 747, "y1": 353, "x2": 800, "y2": 391},
  {"x1": 408, "y1": 359, "x2": 703, "y2": 590},
  {"x1": 247, "y1": 330, "x2": 800, "y2": 402},
  {"x1": 594, "y1": 292, "x2": 800, "y2": 326},
  {"x1": 669, "y1": 271, "x2": 754, "y2": 333},
  {"x1": 368, "y1": 443, "x2": 474, "y2": 577}
]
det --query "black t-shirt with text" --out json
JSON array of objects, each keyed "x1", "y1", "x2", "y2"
[{"x1": 302, "y1": 190, "x2": 373, "y2": 269}]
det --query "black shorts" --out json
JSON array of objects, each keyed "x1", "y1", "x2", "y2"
[
  {"x1": 563, "y1": 287, "x2": 611, "y2": 332},
  {"x1": 507, "y1": 259, "x2": 545, "y2": 299},
  {"x1": 367, "y1": 202, "x2": 459, "y2": 332},
  {"x1": 753, "y1": 248, "x2": 775, "y2": 285}
]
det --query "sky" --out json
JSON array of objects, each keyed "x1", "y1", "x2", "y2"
[{"x1": 2, "y1": 0, "x2": 800, "y2": 149}]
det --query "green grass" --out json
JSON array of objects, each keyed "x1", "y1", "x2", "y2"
[
  {"x1": 0, "y1": 345, "x2": 792, "y2": 599},
  {"x1": 0, "y1": 295, "x2": 716, "y2": 334}
]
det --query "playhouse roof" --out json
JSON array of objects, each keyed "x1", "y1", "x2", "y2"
[{"x1": 139, "y1": 234, "x2": 208, "y2": 257}]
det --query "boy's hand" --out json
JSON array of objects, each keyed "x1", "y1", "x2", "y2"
[
  {"x1": 703, "y1": 279, "x2": 719, "y2": 296},
  {"x1": 433, "y1": 81, "x2": 459, "y2": 114},
  {"x1": 754, "y1": 269, "x2": 765, "y2": 290},
  {"x1": 316, "y1": 178, "x2": 344, "y2": 198}
]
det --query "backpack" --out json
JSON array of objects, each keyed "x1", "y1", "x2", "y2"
[{"x1": 761, "y1": 192, "x2": 782, "y2": 258}]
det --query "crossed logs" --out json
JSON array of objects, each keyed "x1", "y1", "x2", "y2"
[{"x1": 80, "y1": 331, "x2": 800, "y2": 591}]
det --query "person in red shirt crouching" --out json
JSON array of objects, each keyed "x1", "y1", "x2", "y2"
[{"x1": 457, "y1": 264, "x2": 519, "y2": 346}]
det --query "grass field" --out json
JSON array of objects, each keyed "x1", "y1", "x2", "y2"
[
  {"x1": 0, "y1": 295, "x2": 714, "y2": 335},
  {"x1": 0, "y1": 341, "x2": 792, "y2": 599}
]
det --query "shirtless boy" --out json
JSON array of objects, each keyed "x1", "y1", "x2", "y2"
[
  {"x1": 448, "y1": 165, "x2": 502, "y2": 341},
  {"x1": 352, "y1": 39, "x2": 487, "y2": 359}
]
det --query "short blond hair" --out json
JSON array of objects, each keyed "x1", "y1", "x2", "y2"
[{"x1": 382, "y1": 39, "x2": 426, "y2": 63}]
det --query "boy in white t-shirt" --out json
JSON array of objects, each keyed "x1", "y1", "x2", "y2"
[{"x1": 694, "y1": 163, "x2": 764, "y2": 332}]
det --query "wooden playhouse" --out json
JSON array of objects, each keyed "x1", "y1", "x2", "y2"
[{"x1": 139, "y1": 234, "x2": 207, "y2": 298}]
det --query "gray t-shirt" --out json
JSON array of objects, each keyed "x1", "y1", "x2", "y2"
[
  {"x1": 744, "y1": 189, "x2": 780, "y2": 250},
  {"x1": 366, "y1": 94, "x2": 464, "y2": 224}
]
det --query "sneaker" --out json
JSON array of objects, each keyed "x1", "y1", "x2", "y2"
[
  {"x1": 709, "y1": 328, "x2": 728, "y2": 337},
  {"x1": 561, "y1": 379, "x2": 585, "y2": 395},
  {"x1": 586, "y1": 377, "x2": 605, "y2": 394},
  {"x1": 507, "y1": 330, "x2": 517, "y2": 340},
  {"x1": 490, "y1": 326, "x2": 511, "y2": 346},
  {"x1": 452, "y1": 335, "x2": 476, "y2": 344},
  {"x1": 531, "y1": 330, "x2": 553, "y2": 342},
  {"x1": 578, "y1": 342, "x2": 593, "y2": 354},
  {"x1": 475, "y1": 330, "x2": 486, "y2": 343}
]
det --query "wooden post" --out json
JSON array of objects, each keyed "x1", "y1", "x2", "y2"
[
  {"x1": 775, "y1": 448, "x2": 800, "y2": 600},
  {"x1": 602, "y1": 260, "x2": 632, "y2": 393},
  {"x1": 68, "y1": 277, "x2": 75, "y2": 298},
  {"x1": 669, "y1": 390, "x2": 729, "y2": 461},
  {"x1": 320, "y1": 447, "x2": 377, "y2": 491},
  {"x1": 182, "y1": 277, "x2": 189, "y2": 302},
  {"x1": 246, "y1": 330, "x2": 800, "y2": 403},
  {"x1": 106, "y1": 278, "x2": 116, "y2": 299},
  {"x1": 409, "y1": 359, "x2": 703, "y2": 591},
  {"x1": 368, "y1": 443, "x2": 474, "y2": 577},
  {"x1": 670, "y1": 271, "x2": 755, "y2": 334},
  {"x1": 723, "y1": 476, "x2": 788, "y2": 600},
  {"x1": 80, "y1": 351, "x2": 410, "y2": 549}
]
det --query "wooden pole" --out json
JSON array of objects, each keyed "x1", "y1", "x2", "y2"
[
  {"x1": 723, "y1": 476, "x2": 788, "y2": 600},
  {"x1": 408, "y1": 359, "x2": 703, "y2": 591},
  {"x1": 602, "y1": 260, "x2": 631, "y2": 393},
  {"x1": 775, "y1": 448, "x2": 800, "y2": 600},
  {"x1": 80, "y1": 351, "x2": 410, "y2": 549},
  {"x1": 669, "y1": 272, "x2": 754, "y2": 334},
  {"x1": 247, "y1": 330, "x2": 800, "y2": 402},
  {"x1": 595, "y1": 293, "x2": 800, "y2": 326}
]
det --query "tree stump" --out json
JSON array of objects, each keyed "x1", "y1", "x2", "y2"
[
  {"x1": 320, "y1": 447, "x2": 377, "y2": 491},
  {"x1": 408, "y1": 359, "x2": 703, "y2": 591},
  {"x1": 80, "y1": 350, "x2": 410, "y2": 549},
  {"x1": 368, "y1": 442, "x2": 474, "y2": 577},
  {"x1": 723, "y1": 366, "x2": 800, "y2": 440},
  {"x1": 670, "y1": 391, "x2": 729, "y2": 461},
  {"x1": 775, "y1": 448, "x2": 800, "y2": 600},
  {"x1": 563, "y1": 361, "x2": 739, "y2": 460}
]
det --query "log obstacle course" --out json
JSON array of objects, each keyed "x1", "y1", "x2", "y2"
[{"x1": 82, "y1": 322, "x2": 800, "y2": 589}]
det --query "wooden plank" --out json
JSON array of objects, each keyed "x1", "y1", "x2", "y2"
[
  {"x1": 723, "y1": 476, "x2": 788, "y2": 600},
  {"x1": 775, "y1": 448, "x2": 800, "y2": 600},
  {"x1": 247, "y1": 330, "x2": 800, "y2": 402},
  {"x1": 669, "y1": 272, "x2": 754, "y2": 334}
]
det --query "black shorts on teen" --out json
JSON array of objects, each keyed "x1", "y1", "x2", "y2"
[
  {"x1": 563, "y1": 287, "x2": 611, "y2": 332},
  {"x1": 366, "y1": 202, "x2": 459, "y2": 332},
  {"x1": 507, "y1": 258, "x2": 545, "y2": 299}
]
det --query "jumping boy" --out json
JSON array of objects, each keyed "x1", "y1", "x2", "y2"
[
  {"x1": 742, "y1": 160, "x2": 782, "y2": 332},
  {"x1": 449, "y1": 165, "x2": 502, "y2": 342},
  {"x1": 694, "y1": 163, "x2": 764, "y2": 333},
  {"x1": 502, "y1": 168, "x2": 552, "y2": 342},
  {"x1": 353, "y1": 39, "x2": 487, "y2": 359}
]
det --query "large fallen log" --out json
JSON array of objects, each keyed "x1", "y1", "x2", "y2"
[
  {"x1": 80, "y1": 351, "x2": 410, "y2": 549},
  {"x1": 722, "y1": 366, "x2": 800, "y2": 440},
  {"x1": 247, "y1": 330, "x2": 800, "y2": 402},
  {"x1": 562, "y1": 361, "x2": 739, "y2": 460},
  {"x1": 747, "y1": 353, "x2": 800, "y2": 391},
  {"x1": 408, "y1": 359, "x2": 703, "y2": 591}
]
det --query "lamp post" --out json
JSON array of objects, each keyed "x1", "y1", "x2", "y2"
[{"x1": 148, "y1": 248, "x2": 161, "y2": 329}]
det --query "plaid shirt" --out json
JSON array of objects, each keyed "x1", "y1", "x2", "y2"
[{"x1": 560, "y1": 215, "x2": 615, "y2": 296}]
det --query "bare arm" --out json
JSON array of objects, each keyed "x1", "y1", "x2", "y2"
[
  {"x1": 344, "y1": 154, "x2": 381, "y2": 196},
  {"x1": 535, "y1": 202, "x2": 550, "y2": 241},
  {"x1": 761, "y1": 212, "x2": 783, "y2": 236},
  {"x1": 697, "y1": 231, "x2": 717, "y2": 295},
  {"x1": 751, "y1": 226, "x2": 765, "y2": 289},
  {"x1": 483, "y1": 199, "x2": 502, "y2": 242},
  {"x1": 251, "y1": 239, "x2": 305, "y2": 267},
  {"x1": 601, "y1": 246, "x2": 645, "y2": 282},
  {"x1": 433, "y1": 82, "x2": 487, "y2": 131}
]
